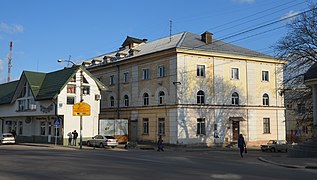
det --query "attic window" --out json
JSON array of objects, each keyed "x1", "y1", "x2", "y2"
[{"x1": 83, "y1": 76, "x2": 89, "y2": 84}]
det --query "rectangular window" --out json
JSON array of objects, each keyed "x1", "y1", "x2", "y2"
[
  {"x1": 158, "y1": 118, "x2": 165, "y2": 135},
  {"x1": 142, "y1": 69, "x2": 150, "y2": 80},
  {"x1": 67, "y1": 84, "x2": 76, "y2": 94},
  {"x1": 197, "y1": 65, "x2": 205, "y2": 77},
  {"x1": 158, "y1": 65, "x2": 166, "y2": 77},
  {"x1": 263, "y1": 118, "x2": 270, "y2": 134},
  {"x1": 123, "y1": 72, "x2": 129, "y2": 83},
  {"x1": 197, "y1": 118, "x2": 206, "y2": 135},
  {"x1": 231, "y1": 68, "x2": 239, "y2": 80},
  {"x1": 40, "y1": 121, "x2": 46, "y2": 136},
  {"x1": 83, "y1": 86, "x2": 90, "y2": 95},
  {"x1": 262, "y1": 71, "x2": 269, "y2": 81},
  {"x1": 143, "y1": 118, "x2": 149, "y2": 134},
  {"x1": 110, "y1": 75, "x2": 115, "y2": 85},
  {"x1": 67, "y1": 96, "x2": 75, "y2": 105},
  {"x1": 18, "y1": 100, "x2": 26, "y2": 111},
  {"x1": 297, "y1": 104, "x2": 306, "y2": 114}
]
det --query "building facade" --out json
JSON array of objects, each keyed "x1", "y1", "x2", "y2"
[
  {"x1": 0, "y1": 66, "x2": 105, "y2": 145},
  {"x1": 86, "y1": 31, "x2": 286, "y2": 146}
]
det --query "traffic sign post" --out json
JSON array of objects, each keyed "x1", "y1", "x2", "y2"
[
  {"x1": 53, "y1": 119, "x2": 60, "y2": 146},
  {"x1": 72, "y1": 99, "x2": 91, "y2": 149}
]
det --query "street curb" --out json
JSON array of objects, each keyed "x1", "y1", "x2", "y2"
[{"x1": 258, "y1": 157, "x2": 304, "y2": 169}]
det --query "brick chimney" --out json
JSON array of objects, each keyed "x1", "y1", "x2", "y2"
[{"x1": 201, "y1": 31, "x2": 213, "y2": 44}]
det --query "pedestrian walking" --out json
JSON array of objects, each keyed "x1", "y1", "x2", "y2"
[
  {"x1": 238, "y1": 134, "x2": 246, "y2": 157},
  {"x1": 72, "y1": 130, "x2": 78, "y2": 146},
  {"x1": 10, "y1": 129, "x2": 17, "y2": 139},
  {"x1": 67, "y1": 132, "x2": 72, "y2": 146},
  {"x1": 157, "y1": 135, "x2": 164, "y2": 152}
]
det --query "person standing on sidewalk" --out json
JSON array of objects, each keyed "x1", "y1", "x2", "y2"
[
  {"x1": 72, "y1": 130, "x2": 78, "y2": 146},
  {"x1": 157, "y1": 135, "x2": 164, "y2": 152},
  {"x1": 238, "y1": 134, "x2": 246, "y2": 158},
  {"x1": 67, "y1": 132, "x2": 72, "y2": 146}
]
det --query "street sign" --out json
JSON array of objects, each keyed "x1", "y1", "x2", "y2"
[
  {"x1": 54, "y1": 119, "x2": 61, "y2": 126},
  {"x1": 73, "y1": 102, "x2": 91, "y2": 116}
]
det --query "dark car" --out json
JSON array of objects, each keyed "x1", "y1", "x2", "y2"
[{"x1": 261, "y1": 140, "x2": 288, "y2": 152}]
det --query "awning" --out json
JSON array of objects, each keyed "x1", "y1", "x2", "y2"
[{"x1": 229, "y1": 117, "x2": 245, "y2": 121}]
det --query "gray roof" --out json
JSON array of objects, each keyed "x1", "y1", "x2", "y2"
[
  {"x1": 87, "y1": 31, "x2": 275, "y2": 65},
  {"x1": 304, "y1": 62, "x2": 317, "y2": 81}
]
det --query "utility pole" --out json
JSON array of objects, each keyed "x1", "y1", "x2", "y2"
[
  {"x1": 80, "y1": 70, "x2": 83, "y2": 149},
  {"x1": 7, "y1": 41, "x2": 13, "y2": 82}
]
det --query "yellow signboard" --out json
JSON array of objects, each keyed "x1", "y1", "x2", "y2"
[{"x1": 73, "y1": 102, "x2": 91, "y2": 116}]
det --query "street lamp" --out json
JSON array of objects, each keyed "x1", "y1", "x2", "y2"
[{"x1": 57, "y1": 59, "x2": 84, "y2": 149}]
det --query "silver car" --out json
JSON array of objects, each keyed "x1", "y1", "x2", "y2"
[
  {"x1": 0, "y1": 133, "x2": 15, "y2": 145},
  {"x1": 87, "y1": 135, "x2": 118, "y2": 148},
  {"x1": 261, "y1": 140, "x2": 288, "y2": 152}
]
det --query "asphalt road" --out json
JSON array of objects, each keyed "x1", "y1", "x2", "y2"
[{"x1": 0, "y1": 145, "x2": 317, "y2": 180}]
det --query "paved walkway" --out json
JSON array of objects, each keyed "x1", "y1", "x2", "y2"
[{"x1": 17, "y1": 143, "x2": 317, "y2": 169}]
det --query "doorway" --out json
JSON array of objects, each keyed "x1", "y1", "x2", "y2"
[{"x1": 232, "y1": 121, "x2": 240, "y2": 142}]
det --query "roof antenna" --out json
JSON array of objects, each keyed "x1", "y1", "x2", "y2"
[{"x1": 169, "y1": 19, "x2": 172, "y2": 42}]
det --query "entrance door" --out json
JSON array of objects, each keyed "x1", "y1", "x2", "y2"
[
  {"x1": 232, "y1": 121, "x2": 240, "y2": 141},
  {"x1": 129, "y1": 120, "x2": 138, "y2": 142}
]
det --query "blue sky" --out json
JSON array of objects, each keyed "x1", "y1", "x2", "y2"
[{"x1": 0, "y1": 0, "x2": 312, "y2": 83}]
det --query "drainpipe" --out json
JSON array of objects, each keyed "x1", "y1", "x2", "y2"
[{"x1": 116, "y1": 65, "x2": 120, "y2": 137}]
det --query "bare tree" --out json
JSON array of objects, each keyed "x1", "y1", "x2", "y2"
[{"x1": 274, "y1": 2, "x2": 317, "y2": 142}]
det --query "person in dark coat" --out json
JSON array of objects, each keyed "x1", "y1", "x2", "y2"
[
  {"x1": 72, "y1": 130, "x2": 78, "y2": 146},
  {"x1": 238, "y1": 134, "x2": 246, "y2": 157},
  {"x1": 157, "y1": 135, "x2": 164, "y2": 152}
]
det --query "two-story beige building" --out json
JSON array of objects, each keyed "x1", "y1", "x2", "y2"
[{"x1": 86, "y1": 31, "x2": 286, "y2": 146}]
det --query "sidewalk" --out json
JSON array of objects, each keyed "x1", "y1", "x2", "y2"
[
  {"x1": 17, "y1": 143, "x2": 317, "y2": 169},
  {"x1": 258, "y1": 155, "x2": 317, "y2": 169}
]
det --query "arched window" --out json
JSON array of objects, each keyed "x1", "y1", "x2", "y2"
[
  {"x1": 124, "y1": 95, "x2": 129, "y2": 107},
  {"x1": 110, "y1": 96, "x2": 115, "y2": 107},
  {"x1": 263, "y1": 93, "x2": 269, "y2": 106},
  {"x1": 197, "y1": 90, "x2": 205, "y2": 104},
  {"x1": 143, "y1": 93, "x2": 149, "y2": 106},
  {"x1": 232, "y1": 92, "x2": 239, "y2": 105},
  {"x1": 159, "y1": 91, "x2": 165, "y2": 105}
]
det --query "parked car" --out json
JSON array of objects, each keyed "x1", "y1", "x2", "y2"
[
  {"x1": 261, "y1": 140, "x2": 288, "y2": 152},
  {"x1": 86, "y1": 135, "x2": 118, "y2": 148},
  {"x1": 0, "y1": 133, "x2": 16, "y2": 145}
]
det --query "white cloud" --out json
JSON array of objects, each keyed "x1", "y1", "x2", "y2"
[
  {"x1": 0, "y1": 22, "x2": 24, "y2": 34},
  {"x1": 233, "y1": 0, "x2": 256, "y2": 4},
  {"x1": 281, "y1": 10, "x2": 300, "y2": 21}
]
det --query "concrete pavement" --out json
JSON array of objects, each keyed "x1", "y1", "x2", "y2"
[{"x1": 14, "y1": 142, "x2": 317, "y2": 170}]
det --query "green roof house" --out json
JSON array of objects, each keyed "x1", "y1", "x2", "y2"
[{"x1": 0, "y1": 65, "x2": 106, "y2": 145}]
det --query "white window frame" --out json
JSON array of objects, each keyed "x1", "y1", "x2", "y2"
[
  {"x1": 159, "y1": 91, "x2": 165, "y2": 105},
  {"x1": 197, "y1": 118, "x2": 206, "y2": 135},
  {"x1": 158, "y1": 65, "x2": 166, "y2": 78},
  {"x1": 143, "y1": 118, "x2": 149, "y2": 134},
  {"x1": 143, "y1": 93, "x2": 149, "y2": 106},
  {"x1": 197, "y1": 90, "x2": 205, "y2": 104},
  {"x1": 263, "y1": 118, "x2": 270, "y2": 134},
  {"x1": 110, "y1": 75, "x2": 115, "y2": 85},
  {"x1": 123, "y1": 72, "x2": 129, "y2": 83},
  {"x1": 124, "y1": 95, "x2": 129, "y2": 107},
  {"x1": 231, "y1": 68, "x2": 239, "y2": 80},
  {"x1": 262, "y1": 70, "x2": 269, "y2": 82},
  {"x1": 263, "y1": 93, "x2": 269, "y2": 106},
  {"x1": 232, "y1": 92, "x2": 239, "y2": 105},
  {"x1": 197, "y1": 65, "x2": 205, "y2": 77},
  {"x1": 142, "y1": 69, "x2": 150, "y2": 80},
  {"x1": 158, "y1": 118, "x2": 165, "y2": 135}
]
